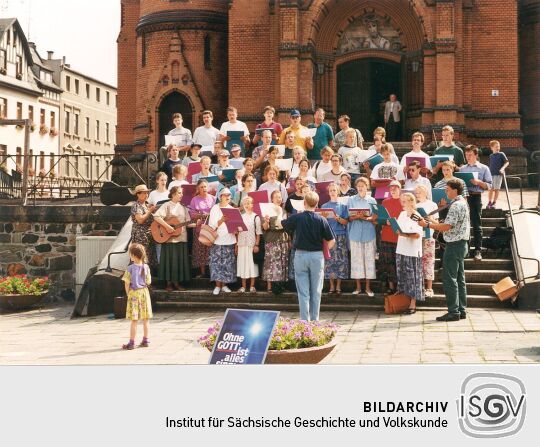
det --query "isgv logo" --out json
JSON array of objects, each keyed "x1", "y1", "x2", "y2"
[{"x1": 457, "y1": 373, "x2": 526, "y2": 438}]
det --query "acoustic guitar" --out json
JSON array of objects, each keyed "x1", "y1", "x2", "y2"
[{"x1": 151, "y1": 214, "x2": 206, "y2": 244}]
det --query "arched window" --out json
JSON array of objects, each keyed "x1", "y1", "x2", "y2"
[
  {"x1": 204, "y1": 34, "x2": 211, "y2": 69},
  {"x1": 162, "y1": 75, "x2": 169, "y2": 87}
]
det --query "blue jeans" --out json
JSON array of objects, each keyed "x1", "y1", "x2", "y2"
[{"x1": 294, "y1": 250, "x2": 325, "y2": 321}]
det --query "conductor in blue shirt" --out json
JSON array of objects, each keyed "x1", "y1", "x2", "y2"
[{"x1": 281, "y1": 191, "x2": 336, "y2": 321}]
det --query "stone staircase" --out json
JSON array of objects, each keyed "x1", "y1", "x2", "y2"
[{"x1": 152, "y1": 207, "x2": 515, "y2": 312}]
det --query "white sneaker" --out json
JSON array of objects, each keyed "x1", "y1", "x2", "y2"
[
  {"x1": 212, "y1": 287, "x2": 221, "y2": 295},
  {"x1": 474, "y1": 251, "x2": 483, "y2": 261},
  {"x1": 222, "y1": 286, "x2": 232, "y2": 293},
  {"x1": 424, "y1": 289, "x2": 434, "y2": 298}
]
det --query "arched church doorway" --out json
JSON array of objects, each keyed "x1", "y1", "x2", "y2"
[
  {"x1": 337, "y1": 58, "x2": 401, "y2": 140},
  {"x1": 157, "y1": 91, "x2": 193, "y2": 150}
]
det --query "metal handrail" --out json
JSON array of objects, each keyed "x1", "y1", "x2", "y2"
[{"x1": 502, "y1": 171, "x2": 540, "y2": 283}]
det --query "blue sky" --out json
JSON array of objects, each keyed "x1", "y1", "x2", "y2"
[{"x1": 2, "y1": 0, "x2": 119, "y2": 86}]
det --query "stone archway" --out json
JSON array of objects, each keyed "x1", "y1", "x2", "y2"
[{"x1": 157, "y1": 90, "x2": 193, "y2": 150}]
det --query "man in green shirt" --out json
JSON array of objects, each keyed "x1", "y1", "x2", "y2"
[
  {"x1": 308, "y1": 108, "x2": 334, "y2": 161},
  {"x1": 431, "y1": 125, "x2": 465, "y2": 183}
]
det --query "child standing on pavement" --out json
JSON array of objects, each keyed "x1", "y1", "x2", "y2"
[
  {"x1": 487, "y1": 140, "x2": 509, "y2": 209},
  {"x1": 122, "y1": 244, "x2": 153, "y2": 350}
]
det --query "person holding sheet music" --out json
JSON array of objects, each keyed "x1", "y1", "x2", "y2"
[
  {"x1": 367, "y1": 128, "x2": 399, "y2": 164},
  {"x1": 312, "y1": 146, "x2": 334, "y2": 181},
  {"x1": 369, "y1": 143, "x2": 404, "y2": 186},
  {"x1": 259, "y1": 146, "x2": 285, "y2": 183},
  {"x1": 278, "y1": 109, "x2": 314, "y2": 151},
  {"x1": 167, "y1": 113, "x2": 192, "y2": 156},
  {"x1": 339, "y1": 129, "x2": 365, "y2": 174},
  {"x1": 232, "y1": 173, "x2": 256, "y2": 208},
  {"x1": 192, "y1": 110, "x2": 220, "y2": 147},
  {"x1": 404, "y1": 161, "x2": 432, "y2": 199},
  {"x1": 262, "y1": 190, "x2": 290, "y2": 292},
  {"x1": 395, "y1": 192, "x2": 424, "y2": 314},
  {"x1": 259, "y1": 166, "x2": 288, "y2": 204},
  {"x1": 379, "y1": 180, "x2": 403, "y2": 295},
  {"x1": 211, "y1": 149, "x2": 235, "y2": 187},
  {"x1": 339, "y1": 173, "x2": 357, "y2": 197},
  {"x1": 283, "y1": 130, "x2": 297, "y2": 159},
  {"x1": 192, "y1": 156, "x2": 218, "y2": 192},
  {"x1": 460, "y1": 144, "x2": 492, "y2": 261},
  {"x1": 153, "y1": 186, "x2": 192, "y2": 291},
  {"x1": 236, "y1": 196, "x2": 262, "y2": 293},
  {"x1": 418, "y1": 180, "x2": 470, "y2": 322},
  {"x1": 322, "y1": 183, "x2": 350, "y2": 294},
  {"x1": 229, "y1": 145, "x2": 245, "y2": 162},
  {"x1": 190, "y1": 179, "x2": 215, "y2": 278},
  {"x1": 307, "y1": 108, "x2": 334, "y2": 161},
  {"x1": 433, "y1": 161, "x2": 468, "y2": 210},
  {"x1": 159, "y1": 145, "x2": 184, "y2": 184},
  {"x1": 347, "y1": 176, "x2": 377, "y2": 296},
  {"x1": 182, "y1": 143, "x2": 202, "y2": 166},
  {"x1": 414, "y1": 185, "x2": 438, "y2": 298},
  {"x1": 287, "y1": 159, "x2": 316, "y2": 191},
  {"x1": 253, "y1": 106, "x2": 283, "y2": 146},
  {"x1": 208, "y1": 188, "x2": 237, "y2": 295},
  {"x1": 321, "y1": 154, "x2": 347, "y2": 184},
  {"x1": 252, "y1": 130, "x2": 273, "y2": 170},
  {"x1": 219, "y1": 106, "x2": 250, "y2": 154},
  {"x1": 431, "y1": 125, "x2": 465, "y2": 183},
  {"x1": 148, "y1": 172, "x2": 170, "y2": 206},
  {"x1": 210, "y1": 140, "x2": 224, "y2": 164},
  {"x1": 168, "y1": 164, "x2": 189, "y2": 190},
  {"x1": 400, "y1": 132, "x2": 432, "y2": 176},
  {"x1": 228, "y1": 168, "x2": 245, "y2": 202},
  {"x1": 288, "y1": 146, "x2": 307, "y2": 179},
  {"x1": 242, "y1": 158, "x2": 257, "y2": 187},
  {"x1": 284, "y1": 178, "x2": 307, "y2": 214}
]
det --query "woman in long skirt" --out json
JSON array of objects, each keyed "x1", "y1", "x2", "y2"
[
  {"x1": 130, "y1": 184, "x2": 158, "y2": 269},
  {"x1": 396, "y1": 192, "x2": 424, "y2": 314},
  {"x1": 262, "y1": 190, "x2": 289, "y2": 292},
  {"x1": 322, "y1": 183, "x2": 349, "y2": 294},
  {"x1": 153, "y1": 186, "x2": 191, "y2": 291},
  {"x1": 189, "y1": 179, "x2": 215, "y2": 277},
  {"x1": 236, "y1": 196, "x2": 262, "y2": 292}
]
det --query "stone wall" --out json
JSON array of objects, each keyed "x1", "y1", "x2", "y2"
[{"x1": 0, "y1": 205, "x2": 131, "y2": 302}]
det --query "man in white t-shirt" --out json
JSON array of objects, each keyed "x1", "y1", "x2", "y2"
[
  {"x1": 219, "y1": 106, "x2": 251, "y2": 156},
  {"x1": 192, "y1": 110, "x2": 220, "y2": 146},
  {"x1": 370, "y1": 143, "x2": 405, "y2": 183},
  {"x1": 400, "y1": 131, "x2": 432, "y2": 175},
  {"x1": 338, "y1": 128, "x2": 367, "y2": 174}
]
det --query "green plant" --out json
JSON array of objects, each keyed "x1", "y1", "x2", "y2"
[
  {"x1": 198, "y1": 317, "x2": 339, "y2": 351},
  {"x1": 0, "y1": 275, "x2": 50, "y2": 296}
]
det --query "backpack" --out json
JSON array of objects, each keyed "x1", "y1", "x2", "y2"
[{"x1": 484, "y1": 226, "x2": 513, "y2": 254}]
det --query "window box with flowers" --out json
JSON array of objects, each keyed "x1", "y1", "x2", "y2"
[
  {"x1": 49, "y1": 127, "x2": 59, "y2": 137},
  {"x1": 199, "y1": 317, "x2": 339, "y2": 364},
  {"x1": 39, "y1": 124, "x2": 49, "y2": 135},
  {"x1": 0, "y1": 275, "x2": 50, "y2": 310}
]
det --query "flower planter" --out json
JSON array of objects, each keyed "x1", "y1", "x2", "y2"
[
  {"x1": 264, "y1": 340, "x2": 337, "y2": 364},
  {"x1": 0, "y1": 292, "x2": 47, "y2": 310}
]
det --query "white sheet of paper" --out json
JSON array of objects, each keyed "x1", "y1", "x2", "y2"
[
  {"x1": 165, "y1": 135, "x2": 184, "y2": 146},
  {"x1": 259, "y1": 202, "x2": 279, "y2": 218},
  {"x1": 301, "y1": 127, "x2": 317, "y2": 138},
  {"x1": 275, "y1": 158, "x2": 292, "y2": 171},
  {"x1": 337, "y1": 196, "x2": 350, "y2": 205},
  {"x1": 200, "y1": 145, "x2": 214, "y2": 155},
  {"x1": 272, "y1": 145, "x2": 286, "y2": 156},
  {"x1": 356, "y1": 149, "x2": 376, "y2": 163},
  {"x1": 229, "y1": 159, "x2": 245, "y2": 169},
  {"x1": 290, "y1": 199, "x2": 305, "y2": 212}
]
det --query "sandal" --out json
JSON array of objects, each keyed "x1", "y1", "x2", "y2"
[
  {"x1": 402, "y1": 308, "x2": 416, "y2": 315},
  {"x1": 328, "y1": 289, "x2": 336, "y2": 294},
  {"x1": 238, "y1": 287, "x2": 246, "y2": 293},
  {"x1": 122, "y1": 341, "x2": 135, "y2": 350},
  {"x1": 249, "y1": 287, "x2": 257, "y2": 293},
  {"x1": 336, "y1": 290, "x2": 342, "y2": 295},
  {"x1": 139, "y1": 338, "x2": 149, "y2": 348}
]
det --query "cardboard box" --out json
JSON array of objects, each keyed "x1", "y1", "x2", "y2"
[{"x1": 492, "y1": 277, "x2": 518, "y2": 301}]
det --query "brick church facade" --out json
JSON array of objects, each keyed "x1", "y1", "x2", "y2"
[{"x1": 116, "y1": 0, "x2": 539, "y2": 167}]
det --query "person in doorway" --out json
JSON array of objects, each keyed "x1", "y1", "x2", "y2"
[
  {"x1": 384, "y1": 94, "x2": 402, "y2": 141},
  {"x1": 167, "y1": 113, "x2": 192, "y2": 157}
]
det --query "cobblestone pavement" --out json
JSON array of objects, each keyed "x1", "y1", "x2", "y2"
[{"x1": 1, "y1": 305, "x2": 539, "y2": 365}]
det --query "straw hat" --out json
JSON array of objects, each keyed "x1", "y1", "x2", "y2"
[{"x1": 133, "y1": 184, "x2": 151, "y2": 194}]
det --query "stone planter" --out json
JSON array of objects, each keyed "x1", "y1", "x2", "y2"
[
  {"x1": 0, "y1": 292, "x2": 47, "y2": 311},
  {"x1": 264, "y1": 340, "x2": 338, "y2": 364}
]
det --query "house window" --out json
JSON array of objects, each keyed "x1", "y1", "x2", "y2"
[
  {"x1": 40, "y1": 108, "x2": 45, "y2": 125},
  {"x1": 74, "y1": 113, "x2": 79, "y2": 135},
  {"x1": 0, "y1": 97, "x2": 7, "y2": 118},
  {"x1": 16, "y1": 102, "x2": 22, "y2": 119},
  {"x1": 85, "y1": 117, "x2": 90, "y2": 138},
  {"x1": 0, "y1": 49, "x2": 6, "y2": 71},
  {"x1": 106, "y1": 91, "x2": 110, "y2": 105},
  {"x1": 65, "y1": 110, "x2": 70, "y2": 134},
  {"x1": 16, "y1": 55, "x2": 23, "y2": 77},
  {"x1": 96, "y1": 120, "x2": 100, "y2": 140},
  {"x1": 95, "y1": 158, "x2": 100, "y2": 177},
  {"x1": 86, "y1": 83, "x2": 90, "y2": 99},
  {"x1": 75, "y1": 79, "x2": 79, "y2": 94},
  {"x1": 51, "y1": 111, "x2": 56, "y2": 129},
  {"x1": 96, "y1": 87, "x2": 100, "y2": 102},
  {"x1": 66, "y1": 76, "x2": 71, "y2": 91},
  {"x1": 84, "y1": 156, "x2": 90, "y2": 178},
  {"x1": 6, "y1": 30, "x2": 10, "y2": 46},
  {"x1": 106, "y1": 123, "x2": 110, "y2": 142},
  {"x1": 28, "y1": 105, "x2": 34, "y2": 122},
  {"x1": 64, "y1": 148, "x2": 71, "y2": 177},
  {"x1": 204, "y1": 34, "x2": 211, "y2": 69}
]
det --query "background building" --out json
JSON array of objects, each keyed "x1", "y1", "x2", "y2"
[
  {"x1": 116, "y1": 0, "x2": 538, "y2": 176},
  {"x1": 0, "y1": 18, "x2": 60, "y2": 177}
]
